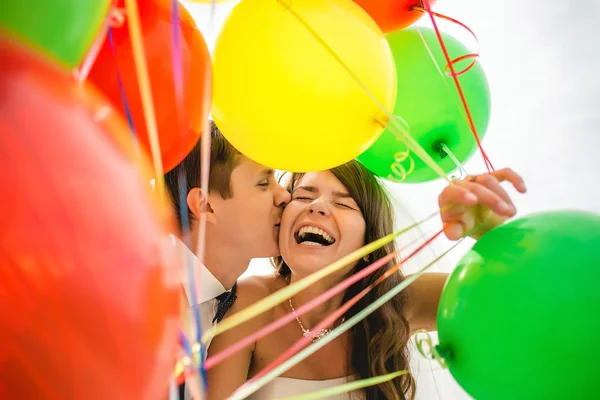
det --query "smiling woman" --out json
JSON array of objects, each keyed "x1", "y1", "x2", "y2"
[
  {"x1": 272, "y1": 161, "x2": 415, "y2": 400},
  {"x1": 206, "y1": 160, "x2": 417, "y2": 400}
]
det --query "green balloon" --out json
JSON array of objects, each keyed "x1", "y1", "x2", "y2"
[
  {"x1": 357, "y1": 27, "x2": 491, "y2": 183},
  {"x1": 437, "y1": 210, "x2": 600, "y2": 400},
  {"x1": 0, "y1": 0, "x2": 111, "y2": 68}
]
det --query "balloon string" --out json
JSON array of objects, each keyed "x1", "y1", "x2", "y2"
[
  {"x1": 230, "y1": 237, "x2": 463, "y2": 400},
  {"x1": 175, "y1": 205, "x2": 457, "y2": 379},
  {"x1": 187, "y1": 0, "x2": 218, "y2": 395},
  {"x1": 173, "y1": 216, "x2": 439, "y2": 381},
  {"x1": 123, "y1": 0, "x2": 166, "y2": 197},
  {"x1": 177, "y1": 168, "x2": 202, "y2": 347},
  {"x1": 73, "y1": 1, "x2": 115, "y2": 82},
  {"x1": 210, "y1": 0, "x2": 218, "y2": 32},
  {"x1": 411, "y1": 6, "x2": 480, "y2": 77},
  {"x1": 169, "y1": 0, "x2": 205, "y2": 387},
  {"x1": 177, "y1": 330, "x2": 207, "y2": 399},
  {"x1": 168, "y1": 376, "x2": 178, "y2": 400},
  {"x1": 418, "y1": 1, "x2": 494, "y2": 172},
  {"x1": 193, "y1": 10, "x2": 216, "y2": 349},
  {"x1": 439, "y1": 143, "x2": 469, "y2": 179},
  {"x1": 248, "y1": 228, "x2": 444, "y2": 385},
  {"x1": 177, "y1": 188, "x2": 208, "y2": 395},
  {"x1": 200, "y1": 211, "x2": 439, "y2": 345},
  {"x1": 107, "y1": 28, "x2": 138, "y2": 140},
  {"x1": 203, "y1": 232, "x2": 426, "y2": 370},
  {"x1": 414, "y1": 329, "x2": 448, "y2": 368},
  {"x1": 414, "y1": 25, "x2": 448, "y2": 87},
  {"x1": 412, "y1": 26, "x2": 474, "y2": 180},
  {"x1": 179, "y1": 329, "x2": 194, "y2": 363},
  {"x1": 174, "y1": 205, "x2": 451, "y2": 383},
  {"x1": 171, "y1": 0, "x2": 184, "y2": 110},
  {"x1": 276, "y1": 0, "x2": 450, "y2": 183},
  {"x1": 278, "y1": 370, "x2": 411, "y2": 400},
  {"x1": 385, "y1": 116, "x2": 450, "y2": 181},
  {"x1": 203, "y1": 250, "x2": 393, "y2": 369},
  {"x1": 177, "y1": 0, "x2": 217, "y2": 396}
]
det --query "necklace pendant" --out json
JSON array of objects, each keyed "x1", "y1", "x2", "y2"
[{"x1": 303, "y1": 328, "x2": 331, "y2": 343}]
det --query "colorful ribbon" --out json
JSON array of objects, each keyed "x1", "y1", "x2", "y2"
[{"x1": 229, "y1": 239, "x2": 463, "y2": 399}]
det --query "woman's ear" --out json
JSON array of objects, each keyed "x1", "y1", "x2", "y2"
[{"x1": 187, "y1": 187, "x2": 216, "y2": 224}]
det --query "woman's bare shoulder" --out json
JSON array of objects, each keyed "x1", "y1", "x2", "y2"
[
  {"x1": 226, "y1": 273, "x2": 287, "y2": 320},
  {"x1": 236, "y1": 273, "x2": 286, "y2": 303}
]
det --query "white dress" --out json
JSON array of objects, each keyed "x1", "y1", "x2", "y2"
[{"x1": 246, "y1": 376, "x2": 365, "y2": 399}]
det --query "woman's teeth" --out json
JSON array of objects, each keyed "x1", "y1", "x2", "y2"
[{"x1": 296, "y1": 226, "x2": 335, "y2": 246}]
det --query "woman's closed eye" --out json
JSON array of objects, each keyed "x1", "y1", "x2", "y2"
[
  {"x1": 293, "y1": 196, "x2": 357, "y2": 211},
  {"x1": 336, "y1": 202, "x2": 357, "y2": 211},
  {"x1": 292, "y1": 196, "x2": 314, "y2": 201}
]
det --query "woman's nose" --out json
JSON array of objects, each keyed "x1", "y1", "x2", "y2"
[{"x1": 307, "y1": 199, "x2": 330, "y2": 217}]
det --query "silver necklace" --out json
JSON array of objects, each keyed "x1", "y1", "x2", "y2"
[{"x1": 288, "y1": 298, "x2": 345, "y2": 343}]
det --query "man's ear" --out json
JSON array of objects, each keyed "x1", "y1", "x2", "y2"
[{"x1": 187, "y1": 188, "x2": 216, "y2": 224}]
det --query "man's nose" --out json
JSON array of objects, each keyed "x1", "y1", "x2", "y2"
[{"x1": 274, "y1": 184, "x2": 291, "y2": 207}]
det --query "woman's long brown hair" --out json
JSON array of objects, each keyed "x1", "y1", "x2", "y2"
[{"x1": 273, "y1": 160, "x2": 416, "y2": 400}]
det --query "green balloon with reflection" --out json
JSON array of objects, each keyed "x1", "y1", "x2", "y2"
[
  {"x1": 437, "y1": 210, "x2": 600, "y2": 399},
  {"x1": 358, "y1": 27, "x2": 491, "y2": 183}
]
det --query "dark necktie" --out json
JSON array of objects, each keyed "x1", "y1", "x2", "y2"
[{"x1": 212, "y1": 282, "x2": 237, "y2": 323}]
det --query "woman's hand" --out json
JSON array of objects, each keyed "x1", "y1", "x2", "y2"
[{"x1": 438, "y1": 168, "x2": 527, "y2": 240}]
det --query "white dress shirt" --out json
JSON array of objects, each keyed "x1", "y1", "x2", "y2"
[
  {"x1": 174, "y1": 236, "x2": 228, "y2": 350},
  {"x1": 171, "y1": 236, "x2": 232, "y2": 400}
]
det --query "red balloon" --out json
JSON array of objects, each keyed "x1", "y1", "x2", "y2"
[
  {"x1": 89, "y1": 0, "x2": 212, "y2": 173},
  {"x1": 352, "y1": 0, "x2": 436, "y2": 33},
  {"x1": 0, "y1": 39, "x2": 180, "y2": 400}
]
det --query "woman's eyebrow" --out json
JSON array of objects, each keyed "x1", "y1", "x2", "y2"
[
  {"x1": 293, "y1": 185, "x2": 317, "y2": 193},
  {"x1": 332, "y1": 191, "x2": 351, "y2": 198},
  {"x1": 293, "y1": 186, "x2": 351, "y2": 198}
]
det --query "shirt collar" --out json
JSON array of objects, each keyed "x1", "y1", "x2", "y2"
[{"x1": 172, "y1": 236, "x2": 226, "y2": 306}]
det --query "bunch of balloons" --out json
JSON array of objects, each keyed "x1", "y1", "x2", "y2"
[
  {"x1": 210, "y1": 0, "x2": 489, "y2": 180},
  {"x1": 0, "y1": 0, "x2": 214, "y2": 397},
  {"x1": 0, "y1": 0, "x2": 213, "y2": 174},
  {"x1": 207, "y1": 3, "x2": 599, "y2": 400},
  {"x1": 6, "y1": 2, "x2": 592, "y2": 400}
]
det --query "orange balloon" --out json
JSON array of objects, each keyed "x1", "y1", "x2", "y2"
[
  {"x1": 352, "y1": 0, "x2": 436, "y2": 33},
  {"x1": 0, "y1": 38, "x2": 180, "y2": 400},
  {"x1": 88, "y1": 0, "x2": 212, "y2": 173}
]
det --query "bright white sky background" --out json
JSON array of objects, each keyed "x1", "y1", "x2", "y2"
[{"x1": 182, "y1": 1, "x2": 599, "y2": 398}]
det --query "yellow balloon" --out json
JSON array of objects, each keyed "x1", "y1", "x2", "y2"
[{"x1": 212, "y1": 0, "x2": 397, "y2": 172}]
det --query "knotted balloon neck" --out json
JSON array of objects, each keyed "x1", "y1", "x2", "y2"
[
  {"x1": 414, "y1": 329, "x2": 449, "y2": 369},
  {"x1": 435, "y1": 141, "x2": 468, "y2": 179}
]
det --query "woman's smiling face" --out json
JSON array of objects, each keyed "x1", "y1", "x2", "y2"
[{"x1": 279, "y1": 170, "x2": 366, "y2": 275}]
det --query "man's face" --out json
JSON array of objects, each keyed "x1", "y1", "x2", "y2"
[{"x1": 208, "y1": 156, "x2": 291, "y2": 259}]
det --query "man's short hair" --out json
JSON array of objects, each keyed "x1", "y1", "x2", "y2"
[{"x1": 164, "y1": 121, "x2": 241, "y2": 230}]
